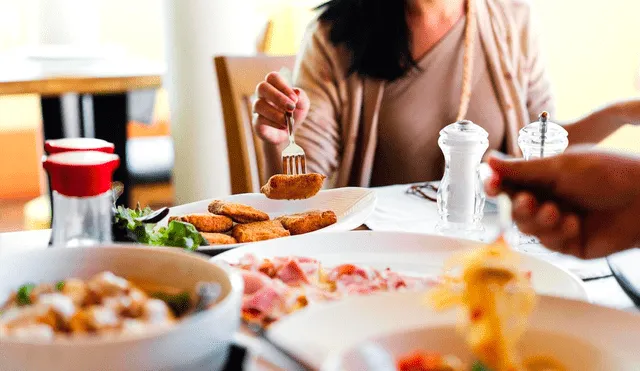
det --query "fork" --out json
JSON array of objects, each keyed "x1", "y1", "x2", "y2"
[{"x1": 282, "y1": 111, "x2": 307, "y2": 175}]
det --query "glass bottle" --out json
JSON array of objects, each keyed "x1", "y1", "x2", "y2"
[
  {"x1": 43, "y1": 151, "x2": 120, "y2": 247},
  {"x1": 516, "y1": 111, "x2": 569, "y2": 252},
  {"x1": 436, "y1": 120, "x2": 489, "y2": 240}
]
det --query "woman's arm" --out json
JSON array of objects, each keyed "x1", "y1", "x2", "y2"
[
  {"x1": 563, "y1": 98, "x2": 640, "y2": 144},
  {"x1": 262, "y1": 22, "x2": 343, "y2": 179}
]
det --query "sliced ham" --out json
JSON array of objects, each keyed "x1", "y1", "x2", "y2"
[
  {"x1": 277, "y1": 259, "x2": 310, "y2": 286},
  {"x1": 328, "y1": 264, "x2": 368, "y2": 282},
  {"x1": 240, "y1": 270, "x2": 272, "y2": 295},
  {"x1": 242, "y1": 285, "x2": 287, "y2": 317}
]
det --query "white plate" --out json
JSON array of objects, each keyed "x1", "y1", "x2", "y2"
[
  {"x1": 214, "y1": 231, "x2": 587, "y2": 301},
  {"x1": 214, "y1": 231, "x2": 588, "y2": 369},
  {"x1": 319, "y1": 293, "x2": 640, "y2": 371},
  {"x1": 161, "y1": 188, "x2": 376, "y2": 254}
]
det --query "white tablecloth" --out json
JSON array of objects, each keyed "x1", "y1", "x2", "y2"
[{"x1": 365, "y1": 184, "x2": 613, "y2": 281}]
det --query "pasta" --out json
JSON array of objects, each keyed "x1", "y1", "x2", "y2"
[{"x1": 426, "y1": 236, "x2": 564, "y2": 371}]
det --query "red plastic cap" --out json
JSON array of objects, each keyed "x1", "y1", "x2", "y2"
[
  {"x1": 44, "y1": 151, "x2": 120, "y2": 197},
  {"x1": 45, "y1": 138, "x2": 115, "y2": 154}
]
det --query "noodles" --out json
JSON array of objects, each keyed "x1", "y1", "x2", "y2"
[{"x1": 427, "y1": 236, "x2": 561, "y2": 371}]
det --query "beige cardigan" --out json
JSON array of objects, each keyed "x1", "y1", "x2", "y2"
[{"x1": 291, "y1": 0, "x2": 554, "y2": 187}]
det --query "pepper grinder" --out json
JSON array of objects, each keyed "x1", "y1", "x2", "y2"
[
  {"x1": 436, "y1": 120, "x2": 489, "y2": 240},
  {"x1": 516, "y1": 111, "x2": 569, "y2": 251}
]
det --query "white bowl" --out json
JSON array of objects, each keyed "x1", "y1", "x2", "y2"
[
  {"x1": 0, "y1": 245, "x2": 244, "y2": 371},
  {"x1": 318, "y1": 293, "x2": 640, "y2": 371}
]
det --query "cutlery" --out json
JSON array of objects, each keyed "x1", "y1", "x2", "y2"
[
  {"x1": 606, "y1": 255, "x2": 640, "y2": 308},
  {"x1": 282, "y1": 111, "x2": 307, "y2": 175},
  {"x1": 136, "y1": 207, "x2": 170, "y2": 223},
  {"x1": 242, "y1": 319, "x2": 314, "y2": 371},
  {"x1": 194, "y1": 282, "x2": 223, "y2": 313}
]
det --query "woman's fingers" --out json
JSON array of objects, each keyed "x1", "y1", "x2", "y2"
[
  {"x1": 252, "y1": 114, "x2": 284, "y2": 131},
  {"x1": 256, "y1": 80, "x2": 297, "y2": 111},
  {"x1": 253, "y1": 99, "x2": 285, "y2": 128},
  {"x1": 265, "y1": 72, "x2": 297, "y2": 103}
]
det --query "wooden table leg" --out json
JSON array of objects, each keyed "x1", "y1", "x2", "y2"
[{"x1": 92, "y1": 93, "x2": 130, "y2": 207}]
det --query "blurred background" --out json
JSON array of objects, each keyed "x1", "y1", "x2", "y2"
[{"x1": 0, "y1": 0, "x2": 638, "y2": 232}]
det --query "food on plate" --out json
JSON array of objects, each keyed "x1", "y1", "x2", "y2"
[
  {"x1": 396, "y1": 351, "x2": 464, "y2": 371},
  {"x1": 208, "y1": 200, "x2": 270, "y2": 223},
  {"x1": 229, "y1": 253, "x2": 438, "y2": 326},
  {"x1": 113, "y1": 205, "x2": 207, "y2": 250},
  {"x1": 201, "y1": 232, "x2": 237, "y2": 245},
  {"x1": 231, "y1": 221, "x2": 290, "y2": 243},
  {"x1": 168, "y1": 213, "x2": 233, "y2": 233},
  {"x1": 396, "y1": 236, "x2": 564, "y2": 371},
  {"x1": 0, "y1": 271, "x2": 201, "y2": 340},
  {"x1": 260, "y1": 173, "x2": 326, "y2": 200},
  {"x1": 276, "y1": 210, "x2": 337, "y2": 235}
]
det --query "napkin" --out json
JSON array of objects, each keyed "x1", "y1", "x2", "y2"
[{"x1": 365, "y1": 183, "x2": 611, "y2": 281}]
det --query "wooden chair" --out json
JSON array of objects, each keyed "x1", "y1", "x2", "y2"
[{"x1": 214, "y1": 55, "x2": 295, "y2": 194}]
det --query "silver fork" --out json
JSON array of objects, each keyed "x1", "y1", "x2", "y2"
[{"x1": 282, "y1": 111, "x2": 307, "y2": 175}]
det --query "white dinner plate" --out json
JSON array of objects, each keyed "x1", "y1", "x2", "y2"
[
  {"x1": 314, "y1": 293, "x2": 640, "y2": 370},
  {"x1": 160, "y1": 188, "x2": 376, "y2": 254},
  {"x1": 213, "y1": 231, "x2": 588, "y2": 369},
  {"x1": 214, "y1": 231, "x2": 587, "y2": 301}
]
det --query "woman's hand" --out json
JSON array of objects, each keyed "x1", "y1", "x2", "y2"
[
  {"x1": 485, "y1": 150, "x2": 640, "y2": 259},
  {"x1": 252, "y1": 72, "x2": 310, "y2": 145}
]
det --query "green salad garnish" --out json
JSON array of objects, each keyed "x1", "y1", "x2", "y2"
[
  {"x1": 113, "y1": 204, "x2": 207, "y2": 250},
  {"x1": 55, "y1": 281, "x2": 65, "y2": 291},
  {"x1": 17, "y1": 283, "x2": 35, "y2": 306},
  {"x1": 471, "y1": 361, "x2": 492, "y2": 371},
  {"x1": 151, "y1": 291, "x2": 192, "y2": 317}
]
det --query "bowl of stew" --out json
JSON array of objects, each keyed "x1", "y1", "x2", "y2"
[{"x1": 0, "y1": 245, "x2": 243, "y2": 371}]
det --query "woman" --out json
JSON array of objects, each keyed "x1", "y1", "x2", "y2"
[{"x1": 252, "y1": 0, "x2": 640, "y2": 187}]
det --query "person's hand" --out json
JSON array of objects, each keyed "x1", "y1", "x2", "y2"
[
  {"x1": 485, "y1": 150, "x2": 640, "y2": 259},
  {"x1": 252, "y1": 72, "x2": 310, "y2": 144}
]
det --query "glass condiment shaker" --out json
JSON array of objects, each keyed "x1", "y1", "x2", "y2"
[
  {"x1": 43, "y1": 151, "x2": 120, "y2": 247},
  {"x1": 43, "y1": 138, "x2": 116, "y2": 244},
  {"x1": 436, "y1": 120, "x2": 489, "y2": 240},
  {"x1": 518, "y1": 111, "x2": 568, "y2": 160},
  {"x1": 516, "y1": 111, "x2": 569, "y2": 252}
]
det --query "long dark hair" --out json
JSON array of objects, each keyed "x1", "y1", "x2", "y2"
[{"x1": 317, "y1": 0, "x2": 417, "y2": 81}]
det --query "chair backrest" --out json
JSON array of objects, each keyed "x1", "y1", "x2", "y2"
[{"x1": 214, "y1": 55, "x2": 295, "y2": 194}]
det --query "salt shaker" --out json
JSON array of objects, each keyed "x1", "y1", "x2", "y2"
[
  {"x1": 436, "y1": 120, "x2": 489, "y2": 238},
  {"x1": 516, "y1": 111, "x2": 568, "y2": 251},
  {"x1": 44, "y1": 151, "x2": 120, "y2": 247},
  {"x1": 518, "y1": 111, "x2": 568, "y2": 160}
]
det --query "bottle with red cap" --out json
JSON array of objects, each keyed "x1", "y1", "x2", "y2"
[{"x1": 43, "y1": 151, "x2": 120, "y2": 247}]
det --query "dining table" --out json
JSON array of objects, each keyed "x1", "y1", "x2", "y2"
[
  {"x1": 0, "y1": 183, "x2": 637, "y2": 370},
  {"x1": 0, "y1": 52, "x2": 164, "y2": 207}
]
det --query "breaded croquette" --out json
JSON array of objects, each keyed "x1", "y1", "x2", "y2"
[
  {"x1": 260, "y1": 173, "x2": 326, "y2": 200},
  {"x1": 231, "y1": 220, "x2": 290, "y2": 243},
  {"x1": 207, "y1": 200, "x2": 270, "y2": 223},
  {"x1": 276, "y1": 210, "x2": 337, "y2": 235},
  {"x1": 168, "y1": 213, "x2": 233, "y2": 233},
  {"x1": 200, "y1": 232, "x2": 237, "y2": 245}
]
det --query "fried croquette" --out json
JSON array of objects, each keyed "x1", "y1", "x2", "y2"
[
  {"x1": 207, "y1": 200, "x2": 270, "y2": 223},
  {"x1": 168, "y1": 213, "x2": 233, "y2": 233},
  {"x1": 200, "y1": 232, "x2": 237, "y2": 245},
  {"x1": 276, "y1": 210, "x2": 337, "y2": 235},
  {"x1": 260, "y1": 173, "x2": 326, "y2": 200},
  {"x1": 231, "y1": 220, "x2": 290, "y2": 243}
]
